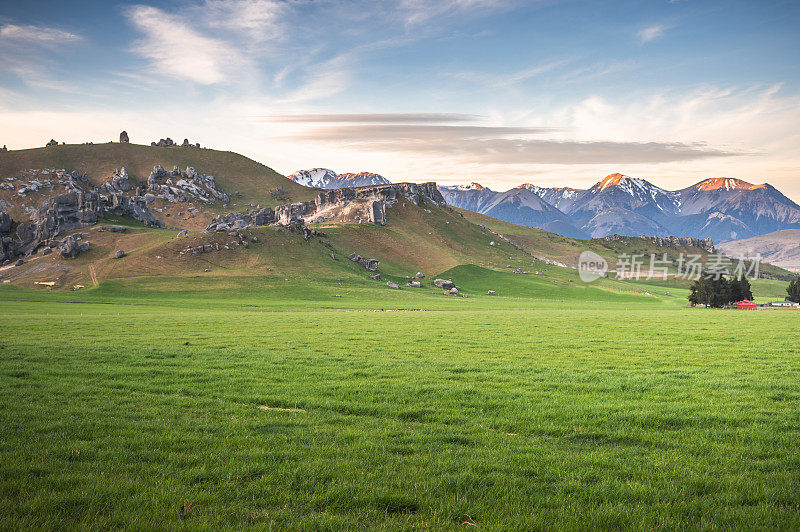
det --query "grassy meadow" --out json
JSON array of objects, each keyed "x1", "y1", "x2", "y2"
[{"x1": 1, "y1": 274, "x2": 799, "y2": 530}]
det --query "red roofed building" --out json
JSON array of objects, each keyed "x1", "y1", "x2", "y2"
[{"x1": 737, "y1": 300, "x2": 757, "y2": 310}]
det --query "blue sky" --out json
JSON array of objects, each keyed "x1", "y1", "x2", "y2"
[{"x1": 1, "y1": 0, "x2": 799, "y2": 198}]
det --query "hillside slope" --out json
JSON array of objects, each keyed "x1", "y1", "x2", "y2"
[
  {"x1": 717, "y1": 229, "x2": 800, "y2": 272},
  {"x1": 0, "y1": 143, "x2": 317, "y2": 212}
]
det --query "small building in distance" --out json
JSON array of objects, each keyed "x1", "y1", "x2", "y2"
[
  {"x1": 766, "y1": 301, "x2": 799, "y2": 308},
  {"x1": 736, "y1": 300, "x2": 757, "y2": 310}
]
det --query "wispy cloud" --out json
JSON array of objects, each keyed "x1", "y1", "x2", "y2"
[
  {"x1": 264, "y1": 113, "x2": 482, "y2": 123},
  {"x1": 398, "y1": 0, "x2": 521, "y2": 27},
  {"x1": 637, "y1": 24, "x2": 666, "y2": 43},
  {"x1": 0, "y1": 24, "x2": 82, "y2": 45},
  {"x1": 198, "y1": 0, "x2": 287, "y2": 40},
  {"x1": 446, "y1": 58, "x2": 573, "y2": 89},
  {"x1": 0, "y1": 23, "x2": 84, "y2": 90},
  {"x1": 125, "y1": 5, "x2": 247, "y2": 85}
]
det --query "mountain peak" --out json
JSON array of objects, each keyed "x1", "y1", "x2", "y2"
[
  {"x1": 598, "y1": 173, "x2": 630, "y2": 190},
  {"x1": 694, "y1": 177, "x2": 765, "y2": 192}
]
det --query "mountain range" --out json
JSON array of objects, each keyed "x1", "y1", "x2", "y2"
[
  {"x1": 290, "y1": 168, "x2": 391, "y2": 189},
  {"x1": 439, "y1": 174, "x2": 800, "y2": 242},
  {"x1": 284, "y1": 169, "x2": 800, "y2": 243}
]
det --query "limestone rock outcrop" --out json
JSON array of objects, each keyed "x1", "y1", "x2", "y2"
[
  {"x1": 206, "y1": 207, "x2": 275, "y2": 232},
  {"x1": 58, "y1": 234, "x2": 90, "y2": 258},
  {"x1": 147, "y1": 165, "x2": 229, "y2": 204},
  {"x1": 0, "y1": 212, "x2": 11, "y2": 234},
  {"x1": 101, "y1": 167, "x2": 132, "y2": 193}
]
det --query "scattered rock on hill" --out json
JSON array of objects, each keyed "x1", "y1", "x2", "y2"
[
  {"x1": 349, "y1": 253, "x2": 379, "y2": 271},
  {"x1": 445, "y1": 287, "x2": 459, "y2": 296},
  {"x1": 512, "y1": 268, "x2": 527, "y2": 274},
  {"x1": 434, "y1": 278, "x2": 455, "y2": 290},
  {"x1": 114, "y1": 250, "x2": 125, "y2": 259},
  {"x1": 370, "y1": 273, "x2": 381, "y2": 281},
  {"x1": 119, "y1": 131, "x2": 129, "y2": 143},
  {"x1": 177, "y1": 230, "x2": 188, "y2": 238},
  {"x1": 58, "y1": 234, "x2": 90, "y2": 258},
  {"x1": 406, "y1": 281, "x2": 421, "y2": 287},
  {"x1": 14, "y1": 259, "x2": 24, "y2": 266},
  {"x1": 488, "y1": 290, "x2": 496, "y2": 295},
  {"x1": 415, "y1": 272, "x2": 425, "y2": 279},
  {"x1": 386, "y1": 281, "x2": 399, "y2": 289},
  {"x1": 46, "y1": 139, "x2": 58, "y2": 147}
]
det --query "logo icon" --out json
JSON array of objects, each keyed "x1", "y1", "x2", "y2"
[{"x1": 578, "y1": 251, "x2": 608, "y2": 283}]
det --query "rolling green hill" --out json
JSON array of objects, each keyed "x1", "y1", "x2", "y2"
[
  {"x1": 0, "y1": 143, "x2": 791, "y2": 302},
  {"x1": 0, "y1": 143, "x2": 317, "y2": 209}
]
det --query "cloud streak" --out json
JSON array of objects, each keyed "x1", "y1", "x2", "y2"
[
  {"x1": 264, "y1": 113, "x2": 483, "y2": 123},
  {"x1": 0, "y1": 24, "x2": 82, "y2": 45},
  {"x1": 281, "y1": 123, "x2": 742, "y2": 164}
]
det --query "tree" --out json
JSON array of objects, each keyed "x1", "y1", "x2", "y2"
[
  {"x1": 737, "y1": 275, "x2": 753, "y2": 302},
  {"x1": 788, "y1": 276, "x2": 800, "y2": 303},
  {"x1": 688, "y1": 273, "x2": 753, "y2": 308}
]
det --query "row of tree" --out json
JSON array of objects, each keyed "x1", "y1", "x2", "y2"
[{"x1": 688, "y1": 274, "x2": 753, "y2": 308}]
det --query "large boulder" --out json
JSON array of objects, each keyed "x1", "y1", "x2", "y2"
[
  {"x1": 0, "y1": 236, "x2": 15, "y2": 263},
  {"x1": 406, "y1": 281, "x2": 421, "y2": 287},
  {"x1": 119, "y1": 131, "x2": 129, "y2": 143},
  {"x1": 101, "y1": 168, "x2": 132, "y2": 193},
  {"x1": 434, "y1": 278, "x2": 455, "y2": 290},
  {"x1": 386, "y1": 281, "x2": 400, "y2": 289},
  {"x1": 59, "y1": 234, "x2": 90, "y2": 258},
  {"x1": 0, "y1": 212, "x2": 12, "y2": 234},
  {"x1": 349, "y1": 253, "x2": 379, "y2": 271}
]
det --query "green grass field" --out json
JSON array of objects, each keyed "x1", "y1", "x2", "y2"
[
  {"x1": 2, "y1": 142, "x2": 798, "y2": 528},
  {"x1": 1, "y1": 276, "x2": 798, "y2": 529}
]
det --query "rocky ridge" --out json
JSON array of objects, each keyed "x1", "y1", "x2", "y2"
[{"x1": 206, "y1": 182, "x2": 445, "y2": 232}]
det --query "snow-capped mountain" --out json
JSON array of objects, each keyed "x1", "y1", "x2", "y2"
[
  {"x1": 571, "y1": 174, "x2": 681, "y2": 217},
  {"x1": 439, "y1": 173, "x2": 800, "y2": 242},
  {"x1": 674, "y1": 178, "x2": 800, "y2": 241},
  {"x1": 290, "y1": 168, "x2": 391, "y2": 189},
  {"x1": 440, "y1": 184, "x2": 587, "y2": 238},
  {"x1": 517, "y1": 184, "x2": 584, "y2": 212}
]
